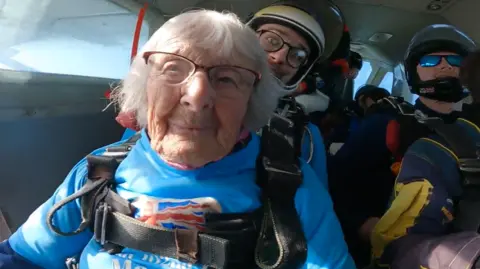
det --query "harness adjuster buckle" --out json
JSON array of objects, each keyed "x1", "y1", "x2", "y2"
[
  {"x1": 263, "y1": 157, "x2": 302, "y2": 177},
  {"x1": 94, "y1": 203, "x2": 111, "y2": 245},
  {"x1": 458, "y1": 158, "x2": 480, "y2": 187},
  {"x1": 65, "y1": 257, "x2": 79, "y2": 269},
  {"x1": 262, "y1": 157, "x2": 302, "y2": 199},
  {"x1": 459, "y1": 158, "x2": 480, "y2": 173}
]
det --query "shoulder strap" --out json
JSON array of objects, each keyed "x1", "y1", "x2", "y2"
[
  {"x1": 422, "y1": 118, "x2": 480, "y2": 232},
  {"x1": 255, "y1": 112, "x2": 308, "y2": 269},
  {"x1": 46, "y1": 133, "x2": 141, "y2": 236},
  {"x1": 275, "y1": 97, "x2": 309, "y2": 159},
  {"x1": 366, "y1": 96, "x2": 409, "y2": 116}
]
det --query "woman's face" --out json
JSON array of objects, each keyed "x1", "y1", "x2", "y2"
[{"x1": 144, "y1": 48, "x2": 258, "y2": 167}]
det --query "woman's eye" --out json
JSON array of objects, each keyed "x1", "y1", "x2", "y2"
[{"x1": 217, "y1": 77, "x2": 237, "y2": 85}]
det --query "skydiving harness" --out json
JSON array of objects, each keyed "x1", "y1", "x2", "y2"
[
  {"x1": 274, "y1": 96, "x2": 313, "y2": 164},
  {"x1": 382, "y1": 97, "x2": 480, "y2": 234},
  {"x1": 47, "y1": 115, "x2": 308, "y2": 269}
]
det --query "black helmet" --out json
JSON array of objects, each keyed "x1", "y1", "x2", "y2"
[
  {"x1": 404, "y1": 24, "x2": 477, "y2": 102},
  {"x1": 246, "y1": 0, "x2": 344, "y2": 91},
  {"x1": 354, "y1": 85, "x2": 390, "y2": 102}
]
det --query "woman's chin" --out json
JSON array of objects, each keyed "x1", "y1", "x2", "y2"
[{"x1": 160, "y1": 140, "x2": 221, "y2": 168}]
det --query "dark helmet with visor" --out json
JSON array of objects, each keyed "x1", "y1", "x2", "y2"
[{"x1": 404, "y1": 24, "x2": 477, "y2": 102}]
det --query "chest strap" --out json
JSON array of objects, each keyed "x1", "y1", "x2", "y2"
[{"x1": 423, "y1": 118, "x2": 480, "y2": 233}]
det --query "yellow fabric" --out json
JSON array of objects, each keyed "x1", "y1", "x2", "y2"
[{"x1": 371, "y1": 180, "x2": 433, "y2": 258}]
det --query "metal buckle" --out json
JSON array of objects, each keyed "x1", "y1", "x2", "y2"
[
  {"x1": 262, "y1": 157, "x2": 303, "y2": 199},
  {"x1": 263, "y1": 157, "x2": 302, "y2": 177},
  {"x1": 94, "y1": 203, "x2": 111, "y2": 245},
  {"x1": 65, "y1": 257, "x2": 79, "y2": 269},
  {"x1": 459, "y1": 158, "x2": 480, "y2": 187}
]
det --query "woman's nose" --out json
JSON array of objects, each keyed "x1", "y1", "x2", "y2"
[{"x1": 180, "y1": 73, "x2": 214, "y2": 111}]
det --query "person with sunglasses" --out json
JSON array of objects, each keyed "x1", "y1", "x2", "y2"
[
  {"x1": 326, "y1": 24, "x2": 479, "y2": 269},
  {"x1": 368, "y1": 24, "x2": 480, "y2": 269}
]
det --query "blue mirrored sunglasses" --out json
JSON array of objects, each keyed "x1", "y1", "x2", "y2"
[{"x1": 419, "y1": 55, "x2": 463, "y2": 67}]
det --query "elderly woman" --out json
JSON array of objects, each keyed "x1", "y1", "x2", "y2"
[{"x1": 0, "y1": 10, "x2": 354, "y2": 269}]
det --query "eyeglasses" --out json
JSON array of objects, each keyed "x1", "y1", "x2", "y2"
[
  {"x1": 143, "y1": 51, "x2": 261, "y2": 90},
  {"x1": 257, "y1": 30, "x2": 309, "y2": 68},
  {"x1": 419, "y1": 55, "x2": 463, "y2": 68}
]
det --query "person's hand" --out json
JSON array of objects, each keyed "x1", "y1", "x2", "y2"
[{"x1": 359, "y1": 217, "x2": 380, "y2": 243}]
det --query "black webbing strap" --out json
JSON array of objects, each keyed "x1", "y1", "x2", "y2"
[
  {"x1": 47, "y1": 134, "x2": 141, "y2": 236},
  {"x1": 93, "y1": 205, "x2": 258, "y2": 268},
  {"x1": 49, "y1": 132, "x2": 259, "y2": 269},
  {"x1": 423, "y1": 118, "x2": 480, "y2": 232},
  {"x1": 255, "y1": 113, "x2": 308, "y2": 269},
  {"x1": 276, "y1": 97, "x2": 309, "y2": 159}
]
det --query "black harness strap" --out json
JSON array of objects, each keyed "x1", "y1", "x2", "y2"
[
  {"x1": 276, "y1": 97, "x2": 309, "y2": 159},
  {"x1": 255, "y1": 112, "x2": 308, "y2": 269},
  {"x1": 48, "y1": 133, "x2": 260, "y2": 269},
  {"x1": 423, "y1": 118, "x2": 480, "y2": 233}
]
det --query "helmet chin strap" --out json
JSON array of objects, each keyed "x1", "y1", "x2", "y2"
[
  {"x1": 271, "y1": 76, "x2": 297, "y2": 96},
  {"x1": 414, "y1": 77, "x2": 465, "y2": 103}
]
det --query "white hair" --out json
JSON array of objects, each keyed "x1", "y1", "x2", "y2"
[{"x1": 112, "y1": 9, "x2": 289, "y2": 131}]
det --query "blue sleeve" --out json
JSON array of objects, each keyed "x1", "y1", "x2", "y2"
[
  {"x1": 302, "y1": 123, "x2": 328, "y2": 189},
  {"x1": 5, "y1": 149, "x2": 109, "y2": 269},
  {"x1": 296, "y1": 160, "x2": 357, "y2": 269},
  {"x1": 122, "y1": 128, "x2": 137, "y2": 140},
  {"x1": 0, "y1": 241, "x2": 42, "y2": 269}
]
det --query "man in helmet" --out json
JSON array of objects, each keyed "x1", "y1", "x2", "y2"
[
  {"x1": 246, "y1": 0, "x2": 349, "y2": 190},
  {"x1": 368, "y1": 24, "x2": 480, "y2": 269}
]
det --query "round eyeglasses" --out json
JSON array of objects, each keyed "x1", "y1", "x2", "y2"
[{"x1": 257, "y1": 30, "x2": 309, "y2": 68}]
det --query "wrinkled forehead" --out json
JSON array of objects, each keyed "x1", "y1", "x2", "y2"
[{"x1": 257, "y1": 23, "x2": 310, "y2": 51}]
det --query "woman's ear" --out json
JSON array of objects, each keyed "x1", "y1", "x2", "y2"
[{"x1": 116, "y1": 111, "x2": 140, "y2": 131}]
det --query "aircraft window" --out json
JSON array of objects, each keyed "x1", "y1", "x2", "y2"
[
  {"x1": 353, "y1": 61, "x2": 372, "y2": 96},
  {"x1": 0, "y1": 0, "x2": 150, "y2": 79},
  {"x1": 378, "y1": 72, "x2": 393, "y2": 92}
]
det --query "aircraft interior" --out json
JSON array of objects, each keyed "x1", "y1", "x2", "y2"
[{"x1": 0, "y1": 0, "x2": 478, "y2": 250}]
